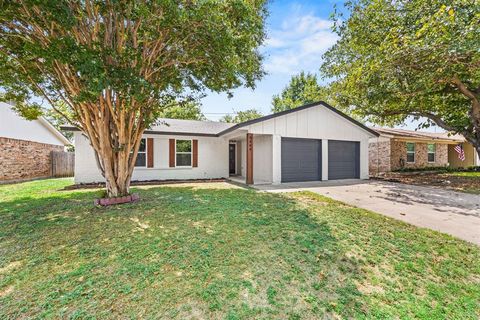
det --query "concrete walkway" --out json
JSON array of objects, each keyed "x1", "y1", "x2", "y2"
[{"x1": 254, "y1": 180, "x2": 480, "y2": 245}]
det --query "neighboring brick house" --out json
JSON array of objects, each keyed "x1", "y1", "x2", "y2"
[
  {"x1": 369, "y1": 128, "x2": 479, "y2": 176},
  {"x1": 0, "y1": 102, "x2": 70, "y2": 183}
]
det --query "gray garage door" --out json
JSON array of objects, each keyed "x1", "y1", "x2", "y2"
[
  {"x1": 281, "y1": 138, "x2": 321, "y2": 182},
  {"x1": 328, "y1": 140, "x2": 360, "y2": 180}
]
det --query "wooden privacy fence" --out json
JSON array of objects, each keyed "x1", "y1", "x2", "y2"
[{"x1": 51, "y1": 151, "x2": 75, "y2": 177}]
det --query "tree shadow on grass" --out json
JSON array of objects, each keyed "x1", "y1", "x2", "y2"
[{"x1": 0, "y1": 184, "x2": 372, "y2": 319}]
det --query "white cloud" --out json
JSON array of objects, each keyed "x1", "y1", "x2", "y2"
[
  {"x1": 200, "y1": 4, "x2": 342, "y2": 117},
  {"x1": 263, "y1": 10, "x2": 338, "y2": 75},
  {"x1": 263, "y1": 37, "x2": 286, "y2": 48},
  {"x1": 281, "y1": 14, "x2": 333, "y2": 34}
]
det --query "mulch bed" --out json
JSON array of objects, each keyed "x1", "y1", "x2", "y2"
[
  {"x1": 63, "y1": 178, "x2": 227, "y2": 190},
  {"x1": 374, "y1": 172, "x2": 480, "y2": 194}
]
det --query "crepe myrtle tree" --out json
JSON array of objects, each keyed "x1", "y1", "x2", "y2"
[
  {"x1": 322, "y1": 0, "x2": 480, "y2": 158},
  {"x1": 0, "y1": 0, "x2": 267, "y2": 197}
]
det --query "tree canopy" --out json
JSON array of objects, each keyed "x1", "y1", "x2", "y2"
[
  {"x1": 321, "y1": 0, "x2": 480, "y2": 156},
  {"x1": 271, "y1": 72, "x2": 327, "y2": 113},
  {"x1": 0, "y1": 0, "x2": 267, "y2": 196},
  {"x1": 160, "y1": 100, "x2": 206, "y2": 121},
  {"x1": 220, "y1": 108, "x2": 263, "y2": 123}
]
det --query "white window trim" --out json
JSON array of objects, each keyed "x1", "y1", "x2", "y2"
[
  {"x1": 134, "y1": 138, "x2": 147, "y2": 168},
  {"x1": 427, "y1": 143, "x2": 436, "y2": 163},
  {"x1": 406, "y1": 142, "x2": 415, "y2": 163},
  {"x1": 175, "y1": 139, "x2": 193, "y2": 168}
]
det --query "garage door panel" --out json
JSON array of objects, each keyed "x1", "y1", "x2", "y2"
[
  {"x1": 281, "y1": 138, "x2": 321, "y2": 182},
  {"x1": 328, "y1": 140, "x2": 360, "y2": 180}
]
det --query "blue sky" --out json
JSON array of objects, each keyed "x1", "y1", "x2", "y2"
[
  {"x1": 200, "y1": 0, "x2": 441, "y2": 132},
  {"x1": 201, "y1": 0, "x2": 343, "y2": 120}
]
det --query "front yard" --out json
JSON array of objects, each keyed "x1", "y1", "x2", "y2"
[
  {"x1": 0, "y1": 179, "x2": 479, "y2": 319},
  {"x1": 378, "y1": 170, "x2": 480, "y2": 194}
]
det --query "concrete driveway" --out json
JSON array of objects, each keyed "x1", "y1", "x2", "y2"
[{"x1": 254, "y1": 180, "x2": 480, "y2": 245}]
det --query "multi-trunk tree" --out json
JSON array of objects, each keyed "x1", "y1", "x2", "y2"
[
  {"x1": 322, "y1": 0, "x2": 480, "y2": 158},
  {"x1": 0, "y1": 0, "x2": 267, "y2": 197}
]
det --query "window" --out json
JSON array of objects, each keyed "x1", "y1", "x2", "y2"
[
  {"x1": 427, "y1": 143, "x2": 436, "y2": 162},
  {"x1": 133, "y1": 138, "x2": 146, "y2": 167},
  {"x1": 406, "y1": 142, "x2": 415, "y2": 163},
  {"x1": 176, "y1": 139, "x2": 192, "y2": 167}
]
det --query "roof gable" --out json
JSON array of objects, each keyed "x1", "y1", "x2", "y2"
[
  {"x1": 62, "y1": 101, "x2": 377, "y2": 138},
  {"x1": 218, "y1": 101, "x2": 379, "y2": 137}
]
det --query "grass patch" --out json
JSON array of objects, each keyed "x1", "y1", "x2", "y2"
[
  {"x1": 0, "y1": 178, "x2": 479, "y2": 319},
  {"x1": 448, "y1": 171, "x2": 480, "y2": 178},
  {"x1": 380, "y1": 170, "x2": 480, "y2": 194}
]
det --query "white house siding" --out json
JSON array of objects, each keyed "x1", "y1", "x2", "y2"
[
  {"x1": 244, "y1": 105, "x2": 373, "y2": 180},
  {"x1": 0, "y1": 102, "x2": 66, "y2": 146},
  {"x1": 73, "y1": 132, "x2": 229, "y2": 184}
]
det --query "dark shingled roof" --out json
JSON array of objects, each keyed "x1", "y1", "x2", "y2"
[
  {"x1": 146, "y1": 118, "x2": 235, "y2": 136},
  {"x1": 372, "y1": 127, "x2": 465, "y2": 142},
  {"x1": 61, "y1": 118, "x2": 235, "y2": 137},
  {"x1": 61, "y1": 101, "x2": 378, "y2": 137}
]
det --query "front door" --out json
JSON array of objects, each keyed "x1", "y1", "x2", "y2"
[{"x1": 229, "y1": 144, "x2": 236, "y2": 174}]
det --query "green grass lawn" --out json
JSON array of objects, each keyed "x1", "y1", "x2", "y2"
[
  {"x1": 1, "y1": 179, "x2": 479, "y2": 319},
  {"x1": 448, "y1": 171, "x2": 480, "y2": 178},
  {"x1": 444, "y1": 171, "x2": 480, "y2": 194}
]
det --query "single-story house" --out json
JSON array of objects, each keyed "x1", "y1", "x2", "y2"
[
  {"x1": 65, "y1": 101, "x2": 378, "y2": 185},
  {"x1": 0, "y1": 102, "x2": 70, "y2": 183},
  {"x1": 369, "y1": 127, "x2": 479, "y2": 175}
]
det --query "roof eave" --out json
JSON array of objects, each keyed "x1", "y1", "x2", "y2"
[
  {"x1": 62, "y1": 102, "x2": 379, "y2": 139},
  {"x1": 392, "y1": 136, "x2": 464, "y2": 144},
  {"x1": 39, "y1": 117, "x2": 71, "y2": 145},
  {"x1": 218, "y1": 101, "x2": 379, "y2": 137},
  {"x1": 60, "y1": 125, "x2": 220, "y2": 137}
]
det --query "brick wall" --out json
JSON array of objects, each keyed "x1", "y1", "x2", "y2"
[
  {"x1": 0, "y1": 137, "x2": 64, "y2": 182},
  {"x1": 390, "y1": 140, "x2": 448, "y2": 170},
  {"x1": 369, "y1": 138, "x2": 391, "y2": 176}
]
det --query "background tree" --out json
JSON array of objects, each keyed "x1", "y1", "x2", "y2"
[
  {"x1": 219, "y1": 114, "x2": 235, "y2": 123},
  {"x1": 0, "y1": 0, "x2": 267, "y2": 197},
  {"x1": 271, "y1": 71, "x2": 328, "y2": 113},
  {"x1": 220, "y1": 108, "x2": 263, "y2": 123},
  {"x1": 322, "y1": 0, "x2": 480, "y2": 158},
  {"x1": 44, "y1": 105, "x2": 75, "y2": 151},
  {"x1": 160, "y1": 100, "x2": 206, "y2": 121}
]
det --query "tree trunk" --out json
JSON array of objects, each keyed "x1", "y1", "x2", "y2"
[
  {"x1": 82, "y1": 95, "x2": 146, "y2": 199},
  {"x1": 470, "y1": 99, "x2": 480, "y2": 166},
  {"x1": 70, "y1": 85, "x2": 149, "y2": 198},
  {"x1": 475, "y1": 145, "x2": 480, "y2": 166},
  {"x1": 94, "y1": 144, "x2": 135, "y2": 198}
]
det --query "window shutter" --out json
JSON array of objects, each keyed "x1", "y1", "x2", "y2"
[
  {"x1": 169, "y1": 139, "x2": 175, "y2": 167},
  {"x1": 147, "y1": 138, "x2": 154, "y2": 168},
  {"x1": 192, "y1": 139, "x2": 198, "y2": 167}
]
